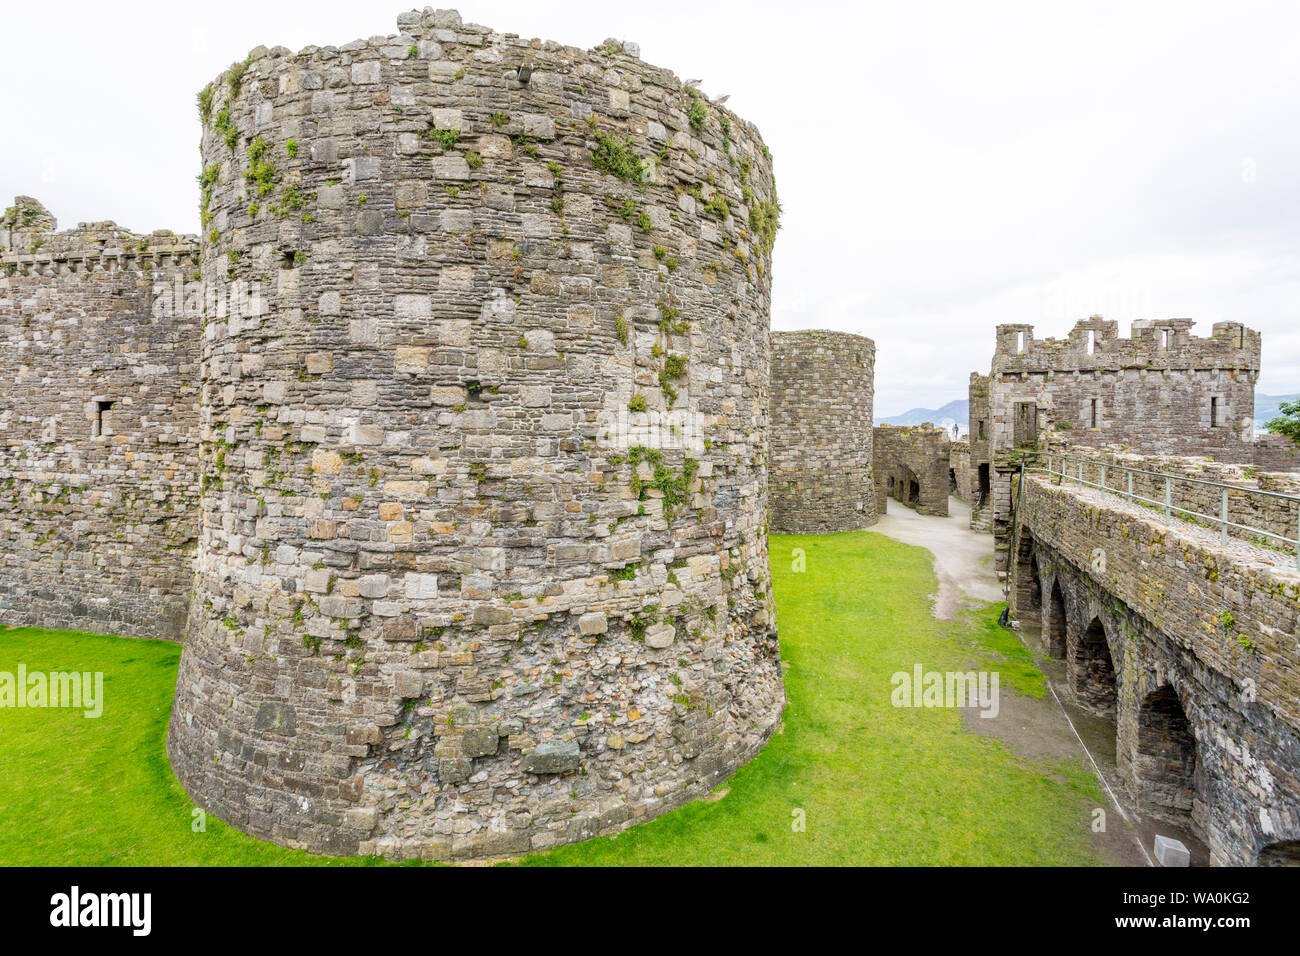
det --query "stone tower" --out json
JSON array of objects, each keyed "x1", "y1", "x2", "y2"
[
  {"x1": 768, "y1": 330, "x2": 877, "y2": 533},
  {"x1": 167, "y1": 9, "x2": 785, "y2": 859}
]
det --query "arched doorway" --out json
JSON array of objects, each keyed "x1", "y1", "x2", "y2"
[
  {"x1": 1072, "y1": 617, "x2": 1116, "y2": 716},
  {"x1": 1045, "y1": 580, "x2": 1067, "y2": 659},
  {"x1": 1134, "y1": 684, "x2": 1197, "y2": 824}
]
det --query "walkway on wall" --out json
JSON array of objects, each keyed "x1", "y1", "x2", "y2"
[{"x1": 874, "y1": 498, "x2": 1152, "y2": 866}]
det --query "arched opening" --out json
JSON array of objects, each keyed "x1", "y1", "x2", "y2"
[
  {"x1": 1045, "y1": 580, "x2": 1067, "y2": 658},
  {"x1": 1012, "y1": 534, "x2": 1041, "y2": 622},
  {"x1": 1257, "y1": 841, "x2": 1300, "y2": 866},
  {"x1": 1134, "y1": 684, "x2": 1197, "y2": 824},
  {"x1": 1072, "y1": 617, "x2": 1116, "y2": 716},
  {"x1": 907, "y1": 478, "x2": 920, "y2": 505},
  {"x1": 948, "y1": 467, "x2": 957, "y2": 495},
  {"x1": 976, "y1": 463, "x2": 990, "y2": 508}
]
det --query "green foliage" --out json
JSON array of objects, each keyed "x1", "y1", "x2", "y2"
[
  {"x1": 748, "y1": 196, "x2": 781, "y2": 254},
  {"x1": 420, "y1": 123, "x2": 460, "y2": 150},
  {"x1": 214, "y1": 108, "x2": 238, "y2": 151},
  {"x1": 703, "y1": 193, "x2": 730, "y2": 220},
  {"x1": 285, "y1": 139, "x2": 298, "y2": 158},
  {"x1": 226, "y1": 54, "x2": 254, "y2": 99},
  {"x1": 637, "y1": 211, "x2": 653, "y2": 233},
  {"x1": 591, "y1": 131, "x2": 645, "y2": 183},
  {"x1": 465, "y1": 151, "x2": 483, "y2": 169},
  {"x1": 489, "y1": 110, "x2": 510, "y2": 127},
  {"x1": 628, "y1": 393, "x2": 647, "y2": 412},
  {"x1": 197, "y1": 85, "x2": 214, "y2": 122},
  {"x1": 1264, "y1": 400, "x2": 1300, "y2": 444},
  {"x1": 686, "y1": 95, "x2": 708, "y2": 133},
  {"x1": 615, "y1": 315, "x2": 628, "y2": 345},
  {"x1": 407, "y1": 44, "x2": 419, "y2": 58},
  {"x1": 243, "y1": 136, "x2": 278, "y2": 197}
]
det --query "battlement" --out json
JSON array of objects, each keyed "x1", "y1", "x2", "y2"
[
  {"x1": 1, "y1": 196, "x2": 199, "y2": 276},
  {"x1": 993, "y1": 316, "x2": 1260, "y2": 375}
]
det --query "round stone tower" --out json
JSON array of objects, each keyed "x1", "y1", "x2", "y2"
[
  {"x1": 769, "y1": 330, "x2": 877, "y2": 533},
  {"x1": 167, "y1": 8, "x2": 784, "y2": 859}
]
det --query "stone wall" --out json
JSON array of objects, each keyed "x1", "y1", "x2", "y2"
[
  {"x1": 1040, "y1": 441, "x2": 1300, "y2": 563},
  {"x1": 768, "y1": 330, "x2": 876, "y2": 533},
  {"x1": 0, "y1": 198, "x2": 201, "y2": 639},
  {"x1": 949, "y1": 439, "x2": 970, "y2": 503},
  {"x1": 978, "y1": 316, "x2": 1263, "y2": 565},
  {"x1": 872, "y1": 424, "x2": 950, "y2": 516},
  {"x1": 1255, "y1": 432, "x2": 1300, "y2": 473},
  {"x1": 167, "y1": 9, "x2": 785, "y2": 860},
  {"x1": 991, "y1": 317, "x2": 1261, "y2": 462},
  {"x1": 1011, "y1": 474, "x2": 1300, "y2": 865},
  {"x1": 968, "y1": 373, "x2": 991, "y2": 530}
]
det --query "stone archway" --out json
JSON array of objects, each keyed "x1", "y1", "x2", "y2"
[
  {"x1": 1134, "y1": 684, "x2": 1197, "y2": 824},
  {"x1": 1045, "y1": 579, "x2": 1067, "y2": 659},
  {"x1": 1257, "y1": 841, "x2": 1300, "y2": 866},
  {"x1": 1072, "y1": 617, "x2": 1116, "y2": 716}
]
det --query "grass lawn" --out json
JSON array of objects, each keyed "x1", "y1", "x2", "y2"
[{"x1": 0, "y1": 531, "x2": 1108, "y2": 866}]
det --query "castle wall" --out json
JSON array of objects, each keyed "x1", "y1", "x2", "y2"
[
  {"x1": 1255, "y1": 432, "x2": 1300, "y2": 473},
  {"x1": 0, "y1": 201, "x2": 201, "y2": 639},
  {"x1": 1012, "y1": 474, "x2": 1300, "y2": 865},
  {"x1": 981, "y1": 317, "x2": 1263, "y2": 565},
  {"x1": 968, "y1": 373, "x2": 991, "y2": 530},
  {"x1": 872, "y1": 424, "x2": 950, "y2": 516},
  {"x1": 949, "y1": 439, "x2": 970, "y2": 503},
  {"x1": 167, "y1": 9, "x2": 785, "y2": 860},
  {"x1": 1040, "y1": 441, "x2": 1300, "y2": 560},
  {"x1": 768, "y1": 330, "x2": 877, "y2": 534},
  {"x1": 991, "y1": 317, "x2": 1260, "y2": 462}
]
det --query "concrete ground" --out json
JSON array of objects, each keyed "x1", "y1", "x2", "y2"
[{"x1": 872, "y1": 496, "x2": 1159, "y2": 867}]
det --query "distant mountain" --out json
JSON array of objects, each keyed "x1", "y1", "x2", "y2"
[
  {"x1": 1256, "y1": 394, "x2": 1300, "y2": 426},
  {"x1": 875, "y1": 399, "x2": 968, "y2": 428}
]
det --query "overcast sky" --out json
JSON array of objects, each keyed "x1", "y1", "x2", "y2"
[{"x1": 3, "y1": 1, "x2": 1297, "y2": 414}]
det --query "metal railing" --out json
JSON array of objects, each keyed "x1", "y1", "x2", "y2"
[{"x1": 1024, "y1": 451, "x2": 1300, "y2": 570}]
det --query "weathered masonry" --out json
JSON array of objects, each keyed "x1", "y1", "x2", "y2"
[
  {"x1": 872, "y1": 424, "x2": 950, "y2": 516},
  {"x1": 1008, "y1": 467, "x2": 1300, "y2": 866},
  {"x1": 166, "y1": 9, "x2": 785, "y2": 860},
  {"x1": 769, "y1": 330, "x2": 877, "y2": 533},
  {"x1": 0, "y1": 198, "x2": 201, "y2": 639}
]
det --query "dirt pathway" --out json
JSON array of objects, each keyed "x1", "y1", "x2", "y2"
[
  {"x1": 873, "y1": 497, "x2": 1152, "y2": 866},
  {"x1": 873, "y1": 498, "x2": 1003, "y2": 618}
]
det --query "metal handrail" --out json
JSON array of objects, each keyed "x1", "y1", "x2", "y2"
[{"x1": 1025, "y1": 451, "x2": 1300, "y2": 571}]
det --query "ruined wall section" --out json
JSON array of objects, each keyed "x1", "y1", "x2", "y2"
[
  {"x1": 769, "y1": 330, "x2": 876, "y2": 534},
  {"x1": 0, "y1": 199, "x2": 201, "y2": 639},
  {"x1": 168, "y1": 9, "x2": 784, "y2": 860},
  {"x1": 1255, "y1": 432, "x2": 1300, "y2": 473},
  {"x1": 949, "y1": 439, "x2": 970, "y2": 503},
  {"x1": 968, "y1": 372, "x2": 991, "y2": 530},
  {"x1": 872, "y1": 424, "x2": 950, "y2": 516}
]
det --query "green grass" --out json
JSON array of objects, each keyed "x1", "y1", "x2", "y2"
[
  {"x1": 0, "y1": 627, "x2": 371, "y2": 865},
  {"x1": 0, "y1": 532, "x2": 1108, "y2": 866}
]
